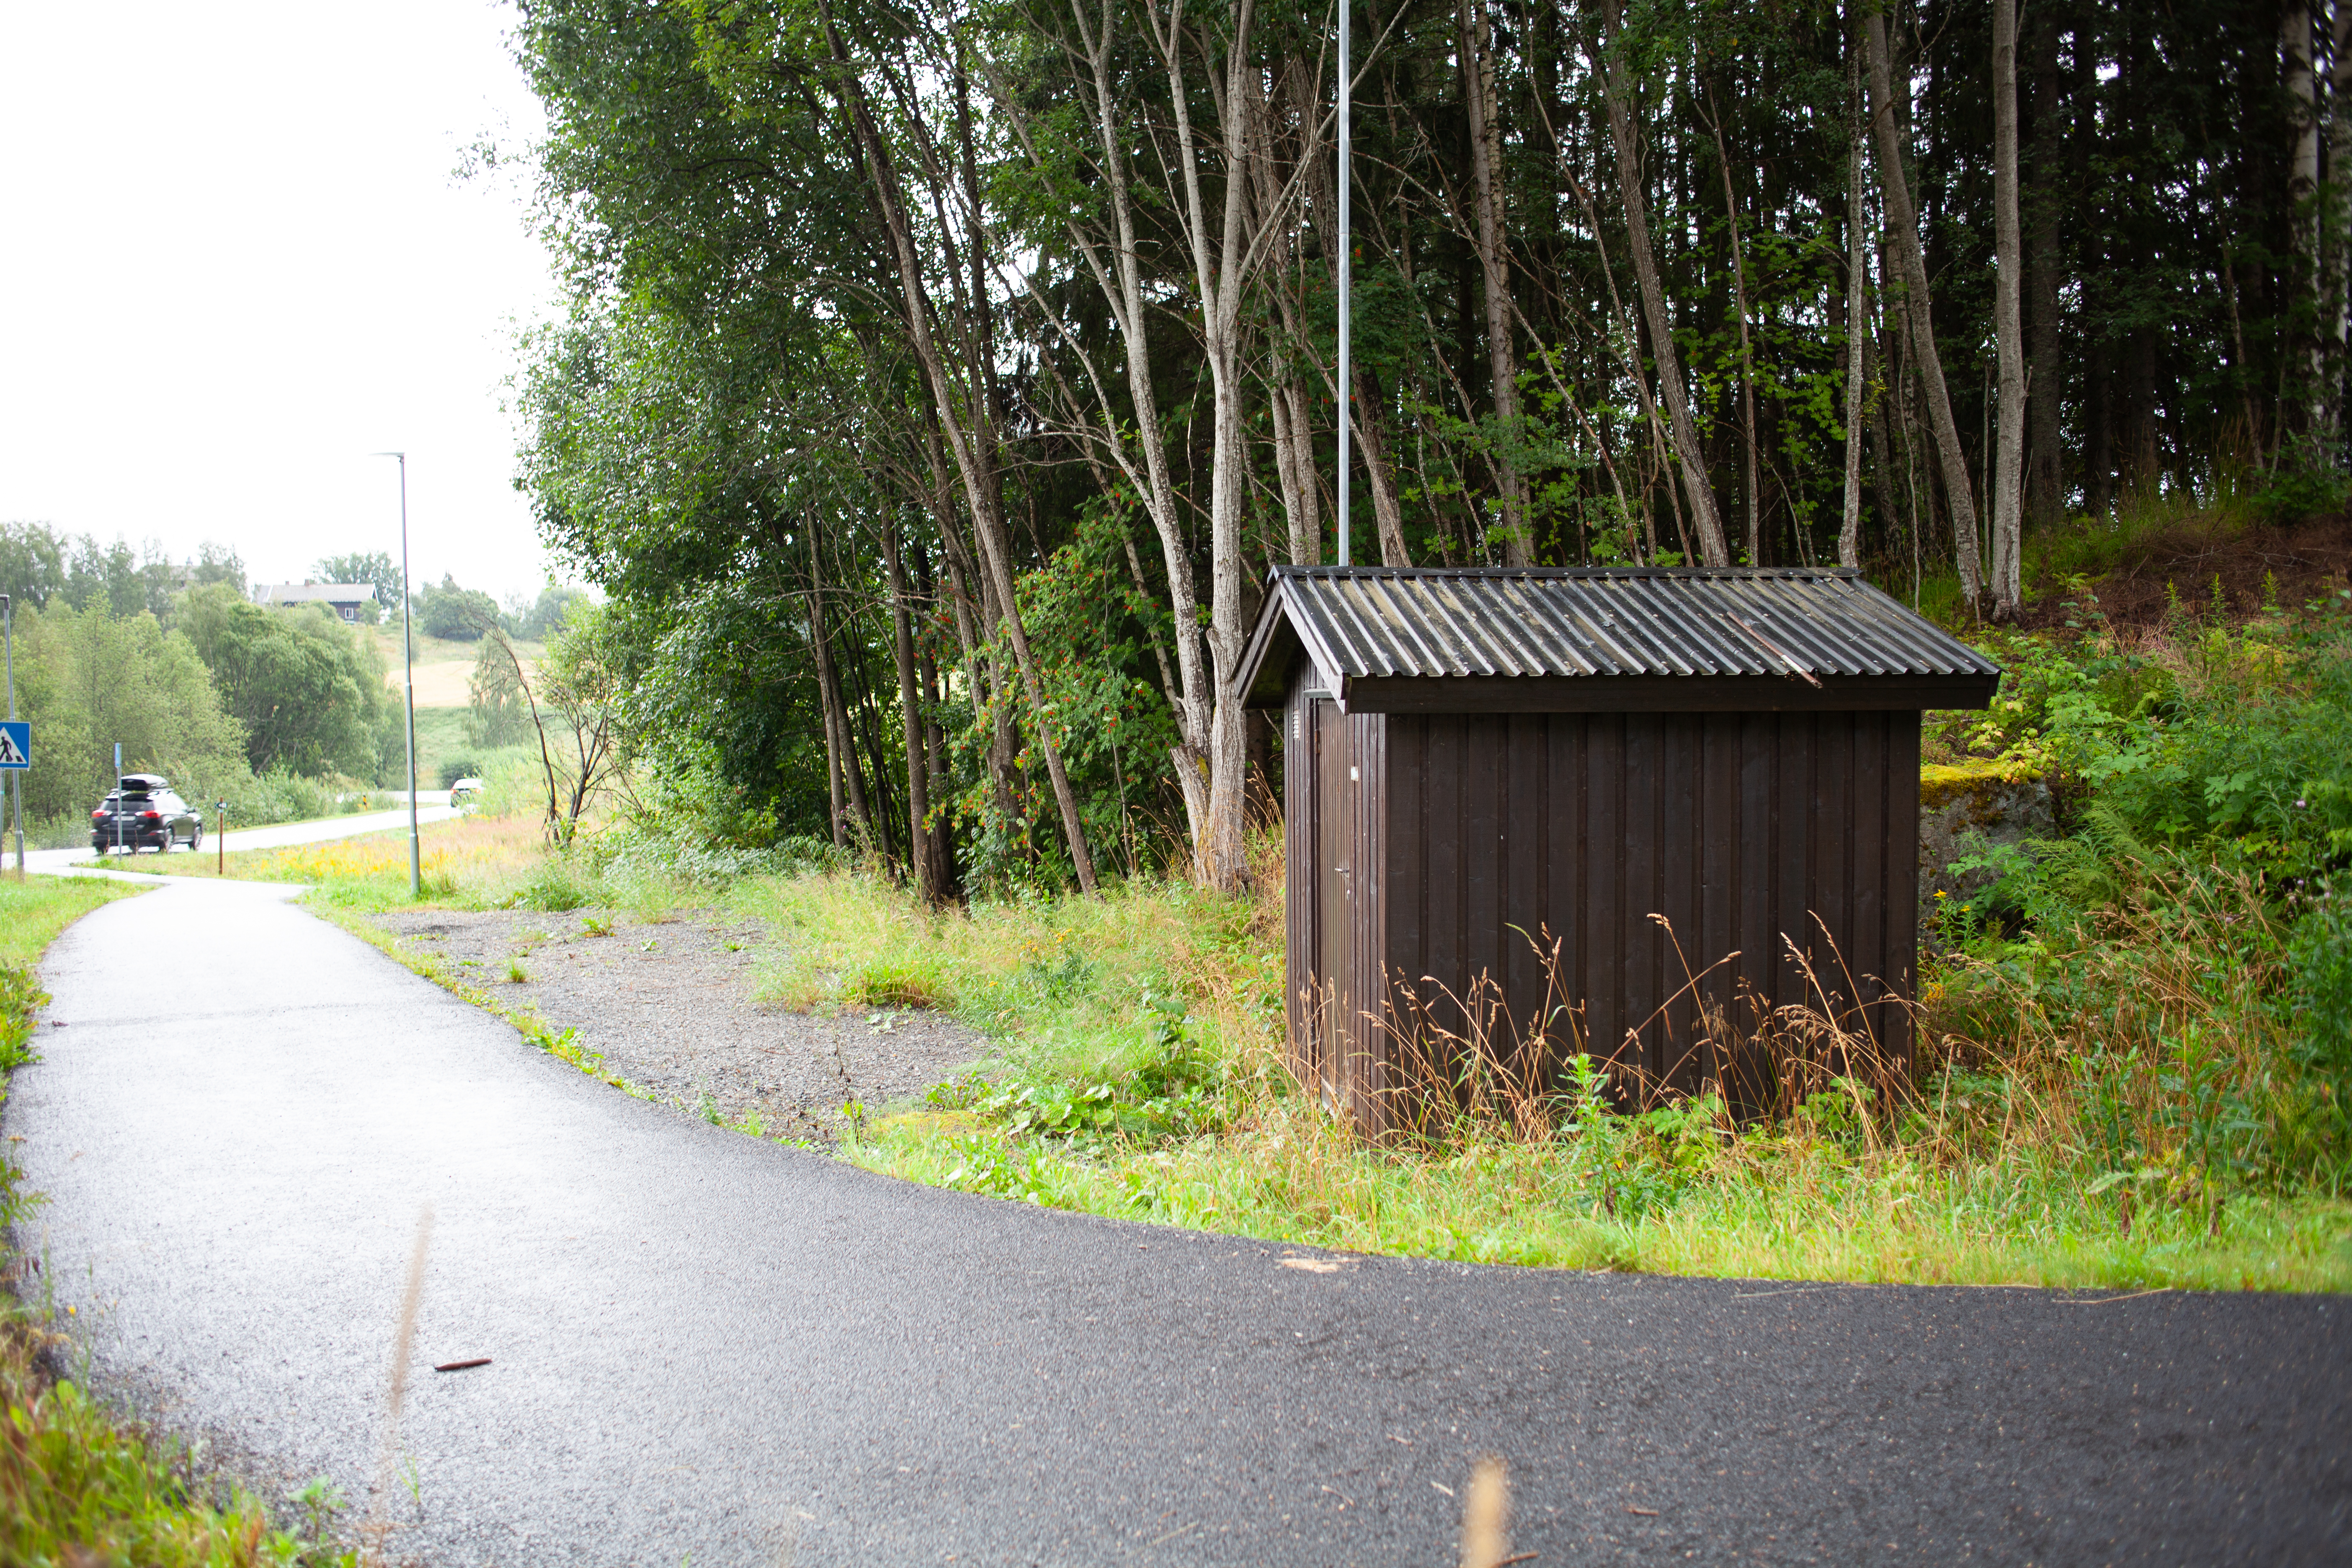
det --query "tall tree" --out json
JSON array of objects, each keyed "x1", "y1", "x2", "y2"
[
  {"x1": 1865, "y1": 4, "x2": 1983, "y2": 611},
  {"x1": 1840, "y1": 25, "x2": 1868, "y2": 570},
  {"x1": 1595, "y1": 0, "x2": 1732, "y2": 568},
  {"x1": 1990, "y1": 0, "x2": 2025, "y2": 618}
]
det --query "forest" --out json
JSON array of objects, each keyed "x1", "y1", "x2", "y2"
[
  {"x1": 0, "y1": 523, "x2": 597, "y2": 840},
  {"x1": 511, "y1": 0, "x2": 2352, "y2": 896}
]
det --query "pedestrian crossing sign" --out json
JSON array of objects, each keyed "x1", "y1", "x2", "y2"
[{"x1": 0, "y1": 722, "x2": 27, "y2": 770}]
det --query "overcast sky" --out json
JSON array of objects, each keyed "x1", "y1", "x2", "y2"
[{"x1": 0, "y1": 1, "x2": 563, "y2": 604}]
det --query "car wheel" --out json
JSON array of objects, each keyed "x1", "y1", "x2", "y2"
[{"x1": 190, "y1": 824, "x2": 203, "y2": 852}]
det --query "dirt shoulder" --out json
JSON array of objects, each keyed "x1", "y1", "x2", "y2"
[{"x1": 365, "y1": 906, "x2": 985, "y2": 1141}]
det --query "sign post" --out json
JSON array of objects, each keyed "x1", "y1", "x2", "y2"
[
  {"x1": 0, "y1": 721, "x2": 22, "y2": 884},
  {"x1": 1, "y1": 591, "x2": 19, "y2": 879},
  {"x1": 217, "y1": 800, "x2": 227, "y2": 876}
]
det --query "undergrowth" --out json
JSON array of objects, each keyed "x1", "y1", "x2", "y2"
[{"x1": 744, "y1": 591, "x2": 2352, "y2": 1292}]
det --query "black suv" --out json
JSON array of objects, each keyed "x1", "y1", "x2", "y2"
[{"x1": 90, "y1": 775, "x2": 203, "y2": 854}]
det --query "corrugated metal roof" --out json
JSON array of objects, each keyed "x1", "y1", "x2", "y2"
[{"x1": 1240, "y1": 566, "x2": 2000, "y2": 702}]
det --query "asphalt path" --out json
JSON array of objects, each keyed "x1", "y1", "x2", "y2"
[{"x1": 13, "y1": 877, "x2": 2349, "y2": 1565}]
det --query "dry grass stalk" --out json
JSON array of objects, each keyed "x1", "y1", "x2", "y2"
[
  {"x1": 1341, "y1": 917, "x2": 1916, "y2": 1145},
  {"x1": 362, "y1": 1204, "x2": 433, "y2": 1567},
  {"x1": 1458, "y1": 1454, "x2": 1511, "y2": 1568}
]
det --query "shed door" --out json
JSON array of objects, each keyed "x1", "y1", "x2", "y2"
[{"x1": 1314, "y1": 697, "x2": 1351, "y2": 1109}]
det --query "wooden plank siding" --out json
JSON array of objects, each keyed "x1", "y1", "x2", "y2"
[
  {"x1": 1335, "y1": 709, "x2": 1921, "y2": 1115},
  {"x1": 1254, "y1": 568, "x2": 1982, "y2": 1137}
]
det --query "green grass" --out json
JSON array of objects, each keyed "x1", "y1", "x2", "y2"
[
  {"x1": 754, "y1": 865, "x2": 2351, "y2": 1292},
  {"x1": 0, "y1": 878, "x2": 353, "y2": 1562},
  {"x1": 0, "y1": 877, "x2": 146, "y2": 969},
  {"x1": 140, "y1": 809, "x2": 704, "y2": 927}
]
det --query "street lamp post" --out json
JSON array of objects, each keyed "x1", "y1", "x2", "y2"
[
  {"x1": 1336, "y1": 0, "x2": 1351, "y2": 567},
  {"x1": 372, "y1": 450, "x2": 421, "y2": 898}
]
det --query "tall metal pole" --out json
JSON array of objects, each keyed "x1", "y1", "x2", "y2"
[
  {"x1": 377, "y1": 451, "x2": 421, "y2": 897},
  {"x1": 3, "y1": 593, "x2": 18, "y2": 880},
  {"x1": 1336, "y1": 0, "x2": 1351, "y2": 567}
]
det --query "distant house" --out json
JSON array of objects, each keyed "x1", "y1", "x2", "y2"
[{"x1": 255, "y1": 583, "x2": 375, "y2": 623}]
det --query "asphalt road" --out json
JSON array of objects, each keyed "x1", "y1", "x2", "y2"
[
  {"x1": 15, "y1": 802, "x2": 463, "y2": 880},
  {"x1": 20, "y1": 804, "x2": 464, "y2": 879},
  {"x1": 13, "y1": 877, "x2": 2349, "y2": 1565}
]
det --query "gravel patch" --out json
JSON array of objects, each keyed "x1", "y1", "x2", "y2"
[{"x1": 366, "y1": 907, "x2": 985, "y2": 1140}]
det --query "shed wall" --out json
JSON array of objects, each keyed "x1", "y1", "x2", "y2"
[{"x1": 1376, "y1": 709, "x2": 1919, "y2": 1104}]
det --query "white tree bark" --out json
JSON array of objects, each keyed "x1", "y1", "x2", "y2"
[
  {"x1": 2332, "y1": 0, "x2": 2352, "y2": 431},
  {"x1": 1595, "y1": 1, "x2": 1732, "y2": 568},
  {"x1": 1991, "y1": 0, "x2": 2025, "y2": 617},
  {"x1": 1145, "y1": 0, "x2": 1266, "y2": 892},
  {"x1": 1462, "y1": 0, "x2": 1529, "y2": 563},
  {"x1": 1840, "y1": 31, "x2": 1867, "y2": 570},
  {"x1": 1865, "y1": 7, "x2": 1983, "y2": 611}
]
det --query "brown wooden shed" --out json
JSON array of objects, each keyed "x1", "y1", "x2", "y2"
[{"x1": 1235, "y1": 566, "x2": 2001, "y2": 1133}]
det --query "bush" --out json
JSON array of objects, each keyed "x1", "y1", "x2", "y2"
[
  {"x1": 2287, "y1": 880, "x2": 2352, "y2": 1160},
  {"x1": 0, "y1": 963, "x2": 45, "y2": 1071},
  {"x1": 2254, "y1": 459, "x2": 2352, "y2": 527}
]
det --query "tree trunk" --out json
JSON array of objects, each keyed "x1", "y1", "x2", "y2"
[
  {"x1": 1841, "y1": 29, "x2": 1868, "y2": 570},
  {"x1": 1144, "y1": 0, "x2": 1265, "y2": 892},
  {"x1": 1864, "y1": 6, "x2": 1984, "y2": 610},
  {"x1": 1267, "y1": 357, "x2": 1322, "y2": 563},
  {"x1": 920, "y1": 418, "x2": 1023, "y2": 842},
  {"x1": 1868, "y1": 327, "x2": 1901, "y2": 570},
  {"x1": 2288, "y1": 1, "x2": 2322, "y2": 431},
  {"x1": 1563, "y1": 163, "x2": 1685, "y2": 564},
  {"x1": 909, "y1": 539, "x2": 958, "y2": 898},
  {"x1": 1595, "y1": 1, "x2": 1733, "y2": 568},
  {"x1": 1707, "y1": 101, "x2": 1763, "y2": 565},
  {"x1": 822, "y1": 0, "x2": 1098, "y2": 892},
  {"x1": 1462, "y1": 0, "x2": 1529, "y2": 563},
  {"x1": 1990, "y1": 0, "x2": 2026, "y2": 619},
  {"x1": 807, "y1": 554, "x2": 872, "y2": 849},
  {"x1": 1353, "y1": 364, "x2": 1413, "y2": 566},
  {"x1": 882, "y1": 518, "x2": 936, "y2": 903},
  {"x1": 1248, "y1": 66, "x2": 1322, "y2": 568},
  {"x1": 2024, "y1": 4, "x2": 2065, "y2": 529},
  {"x1": 1060, "y1": 0, "x2": 1216, "y2": 849},
  {"x1": 2331, "y1": 0, "x2": 2352, "y2": 431},
  {"x1": 2085, "y1": 335, "x2": 2113, "y2": 515}
]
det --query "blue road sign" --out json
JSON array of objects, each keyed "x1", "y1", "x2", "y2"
[{"x1": 0, "y1": 722, "x2": 25, "y2": 770}]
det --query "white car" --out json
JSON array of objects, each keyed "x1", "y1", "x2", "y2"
[{"x1": 448, "y1": 777, "x2": 485, "y2": 808}]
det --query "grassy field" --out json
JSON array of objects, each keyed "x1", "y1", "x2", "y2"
[
  {"x1": 138, "y1": 813, "x2": 561, "y2": 909},
  {"x1": 746, "y1": 865, "x2": 2352, "y2": 1293},
  {"x1": 0, "y1": 877, "x2": 353, "y2": 1562},
  {"x1": 399, "y1": 706, "x2": 537, "y2": 793},
  {"x1": 0, "y1": 877, "x2": 147, "y2": 968}
]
